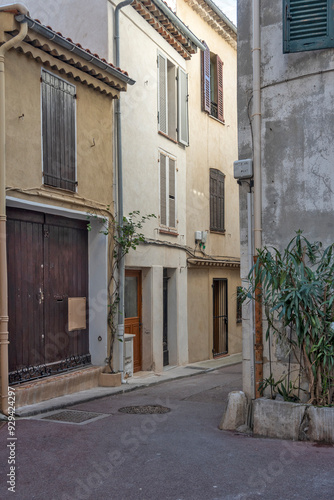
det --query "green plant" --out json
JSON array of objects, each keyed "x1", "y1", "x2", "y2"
[
  {"x1": 259, "y1": 374, "x2": 300, "y2": 402},
  {"x1": 87, "y1": 210, "x2": 156, "y2": 372},
  {"x1": 241, "y1": 231, "x2": 334, "y2": 406}
]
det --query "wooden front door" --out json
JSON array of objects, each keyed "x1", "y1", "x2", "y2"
[
  {"x1": 7, "y1": 207, "x2": 90, "y2": 382},
  {"x1": 124, "y1": 270, "x2": 142, "y2": 373}
]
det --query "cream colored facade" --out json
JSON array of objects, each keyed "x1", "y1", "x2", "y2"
[
  {"x1": 177, "y1": 0, "x2": 242, "y2": 362},
  {"x1": 0, "y1": 9, "x2": 130, "y2": 408}
]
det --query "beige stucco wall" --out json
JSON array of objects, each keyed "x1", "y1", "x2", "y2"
[
  {"x1": 188, "y1": 267, "x2": 241, "y2": 362},
  {"x1": 177, "y1": 0, "x2": 242, "y2": 362},
  {"x1": 5, "y1": 49, "x2": 114, "y2": 208}
]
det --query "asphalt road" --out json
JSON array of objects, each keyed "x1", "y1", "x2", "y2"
[{"x1": 1, "y1": 364, "x2": 334, "y2": 500}]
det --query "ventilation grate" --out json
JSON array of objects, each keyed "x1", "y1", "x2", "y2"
[{"x1": 40, "y1": 410, "x2": 109, "y2": 425}]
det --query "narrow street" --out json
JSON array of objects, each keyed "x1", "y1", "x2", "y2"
[{"x1": 1, "y1": 364, "x2": 334, "y2": 500}]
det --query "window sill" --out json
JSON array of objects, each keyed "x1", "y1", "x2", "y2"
[
  {"x1": 159, "y1": 228, "x2": 178, "y2": 237},
  {"x1": 209, "y1": 114, "x2": 225, "y2": 125},
  {"x1": 43, "y1": 184, "x2": 77, "y2": 195},
  {"x1": 158, "y1": 130, "x2": 178, "y2": 144},
  {"x1": 210, "y1": 229, "x2": 226, "y2": 235}
]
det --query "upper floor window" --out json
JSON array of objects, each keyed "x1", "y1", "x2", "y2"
[
  {"x1": 210, "y1": 168, "x2": 225, "y2": 233},
  {"x1": 157, "y1": 53, "x2": 189, "y2": 146},
  {"x1": 283, "y1": 0, "x2": 334, "y2": 53},
  {"x1": 201, "y1": 42, "x2": 224, "y2": 123},
  {"x1": 41, "y1": 70, "x2": 77, "y2": 191},
  {"x1": 159, "y1": 150, "x2": 177, "y2": 230}
]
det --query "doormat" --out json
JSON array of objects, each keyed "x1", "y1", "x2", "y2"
[
  {"x1": 118, "y1": 405, "x2": 171, "y2": 414},
  {"x1": 38, "y1": 410, "x2": 110, "y2": 425}
]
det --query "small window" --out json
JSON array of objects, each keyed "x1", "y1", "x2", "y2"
[
  {"x1": 210, "y1": 168, "x2": 225, "y2": 233},
  {"x1": 157, "y1": 53, "x2": 189, "y2": 145},
  {"x1": 159, "y1": 151, "x2": 177, "y2": 229},
  {"x1": 201, "y1": 42, "x2": 224, "y2": 122},
  {"x1": 283, "y1": 0, "x2": 334, "y2": 53},
  {"x1": 41, "y1": 70, "x2": 77, "y2": 191}
]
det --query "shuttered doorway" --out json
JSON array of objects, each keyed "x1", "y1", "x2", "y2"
[
  {"x1": 7, "y1": 208, "x2": 90, "y2": 384},
  {"x1": 212, "y1": 279, "x2": 228, "y2": 357}
]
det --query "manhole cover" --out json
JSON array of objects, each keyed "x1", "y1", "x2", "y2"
[
  {"x1": 40, "y1": 410, "x2": 109, "y2": 424},
  {"x1": 118, "y1": 405, "x2": 171, "y2": 414}
]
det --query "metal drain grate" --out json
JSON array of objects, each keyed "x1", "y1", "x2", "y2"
[
  {"x1": 40, "y1": 410, "x2": 109, "y2": 425},
  {"x1": 118, "y1": 405, "x2": 171, "y2": 414}
]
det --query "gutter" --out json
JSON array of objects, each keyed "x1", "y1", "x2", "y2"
[
  {"x1": 114, "y1": 0, "x2": 134, "y2": 384},
  {"x1": 15, "y1": 14, "x2": 135, "y2": 86},
  {"x1": 252, "y1": 0, "x2": 263, "y2": 398},
  {"x1": 0, "y1": 3, "x2": 29, "y2": 416},
  {"x1": 151, "y1": 0, "x2": 206, "y2": 51}
]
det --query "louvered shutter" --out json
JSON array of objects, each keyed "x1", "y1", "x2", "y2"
[
  {"x1": 158, "y1": 54, "x2": 168, "y2": 133},
  {"x1": 168, "y1": 158, "x2": 176, "y2": 228},
  {"x1": 210, "y1": 169, "x2": 225, "y2": 232},
  {"x1": 42, "y1": 70, "x2": 76, "y2": 191},
  {"x1": 201, "y1": 41, "x2": 211, "y2": 113},
  {"x1": 177, "y1": 67, "x2": 189, "y2": 146},
  {"x1": 216, "y1": 55, "x2": 224, "y2": 122},
  {"x1": 160, "y1": 153, "x2": 167, "y2": 226},
  {"x1": 283, "y1": 0, "x2": 334, "y2": 53}
]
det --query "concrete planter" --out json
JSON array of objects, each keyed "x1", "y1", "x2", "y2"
[
  {"x1": 253, "y1": 398, "x2": 334, "y2": 444},
  {"x1": 98, "y1": 369, "x2": 122, "y2": 387}
]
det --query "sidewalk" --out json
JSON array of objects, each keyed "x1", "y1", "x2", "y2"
[{"x1": 14, "y1": 353, "x2": 242, "y2": 418}]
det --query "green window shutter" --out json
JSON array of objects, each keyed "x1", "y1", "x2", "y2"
[
  {"x1": 283, "y1": 0, "x2": 334, "y2": 53},
  {"x1": 210, "y1": 168, "x2": 225, "y2": 232},
  {"x1": 42, "y1": 70, "x2": 76, "y2": 191},
  {"x1": 177, "y1": 67, "x2": 189, "y2": 146},
  {"x1": 201, "y1": 41, "x2": 211, "y2": 113},
  {"x1": 158, "y1": 53, "x2": 168, "y2": 134}
]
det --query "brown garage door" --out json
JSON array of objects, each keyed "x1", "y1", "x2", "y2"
[{"x1": 7, "y1": 207, "x2": 90, "y2": 384}]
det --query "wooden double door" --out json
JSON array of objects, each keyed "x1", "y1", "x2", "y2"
[{"x1": 7, "y1": 208, "x2": 90, "y2": 379}]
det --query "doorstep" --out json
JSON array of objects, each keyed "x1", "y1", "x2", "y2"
[{"x1": 12, "y1": 366, "x2": 104, "y2": 409}]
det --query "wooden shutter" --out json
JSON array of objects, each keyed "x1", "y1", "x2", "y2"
[
  {"x1": 283, "y1": 0, "x2": 333, "y2": 53},
  {"x1": 210, "y1": 169, "x2": 225, "y2": 232},
  {"x1": 201, "y1": 41, "x2": 211, "y2": 113},
  {"x1": 177, "y1": 67, "x2": 189, "y2": 146},
  {"x1": 168, "y1": 158, "x2": 176, "y2": 228},
  {"x1": 160, "y1": 152, "x2": 167, "y2": 226},
  {"x1": 216, "y1": 55, "x2": 224, "y2": 122},
  {"x1": 42, "y1": 70, "x2": 76, "y2": 191},
  {"x1": 158, "y1": 54, "x2": 168, "y2": 133}
]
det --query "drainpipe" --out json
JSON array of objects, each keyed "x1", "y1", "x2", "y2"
[
  {"x1": 252, "y1": 0, "x2": 263, "y2": 398},
  {"x1": 114, "y1": 0, "x2": 134, "y2": 383},
  {"x1": 0, "y1": 4, "x2": 28, "y2": 415}
]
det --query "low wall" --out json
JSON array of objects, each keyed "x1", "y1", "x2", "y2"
[{"x1": 253, "y1": 398, "x2": 334, "y2": 444}]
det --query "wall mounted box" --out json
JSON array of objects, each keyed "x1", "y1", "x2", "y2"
[{"x1": 233, "y1": 159, "x2": 253, "y2": 179}]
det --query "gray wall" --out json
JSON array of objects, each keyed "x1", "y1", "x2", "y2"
[{"x1": 237, "y1": 0, "x2": 334, "y2": 397}]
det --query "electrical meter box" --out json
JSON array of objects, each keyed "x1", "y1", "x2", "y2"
[{"x1": 233, "y1": 159, "x2": 253, "y2": 179}]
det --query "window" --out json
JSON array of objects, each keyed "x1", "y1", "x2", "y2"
[
  {"x1": 210, "y1": 168, "x2": 225, "y2": 233},
  {"x1": 159, "y1": 151, "x2": 177, "y2": 229},
  {"x1": 157, "y1": 53, "x2": 189, "y2": 146},
  {"x1": 283, "y1": 0, "x2": 334, "y2": 53},
  {"x1": 201, "y1": 42, "x2": 224, "y2": 122},
  {"x1": 41, "y1": 70, "x2": 77, "y2": 191}
]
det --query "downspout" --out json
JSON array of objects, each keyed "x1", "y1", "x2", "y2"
[
  {"x1": 0, "y1": 4, "x2": 28, "y2": 416},
  {"x1": 114, "y1": 0, "x2": 133, "y2": 383},
  {"x1": 252, "y1": 0, "x2": 263, "y2": 398}
]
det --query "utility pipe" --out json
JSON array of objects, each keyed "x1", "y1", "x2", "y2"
[
  {"x1": 0, "y1": 4, "x2": 28, "y2": 416},
  {"x1": 247, "y1": 192, "x2": 256, "y2": 400},
  {"x1": 252, "y1": 0, "x2": 263, "y2": 398},
  {"x1": 114, "y1": 0, "x2": 134, "y2": 383}
]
